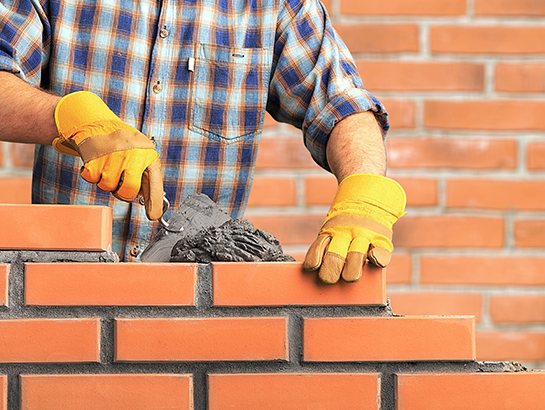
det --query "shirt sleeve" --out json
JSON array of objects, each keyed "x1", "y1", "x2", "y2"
[
  {"x1": 267, "y1": 0, "x2": 388, "y2": 171},
  {"x1": 0, "y1": 0, "x2": 51, "y2": 87}
]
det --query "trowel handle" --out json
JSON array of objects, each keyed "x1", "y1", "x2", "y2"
[{"x1": 140, "y1": 194, "x2": 183, "y2": 233}]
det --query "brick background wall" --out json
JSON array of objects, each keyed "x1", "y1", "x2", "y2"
[{"x1": 3, "y1": 0, "x2": 545, "y2": 369}]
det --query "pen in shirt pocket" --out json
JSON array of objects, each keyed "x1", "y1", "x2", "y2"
[{"x1": 188, "y1": 57, "x2": 195, "y2": 72}]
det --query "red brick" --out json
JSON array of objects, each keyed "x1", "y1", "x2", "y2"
[
  {"x1": 303, "y1": 316, "x2": 475, "y2": 361},
  {"x1": 209, "y1": 373, "x2": 381, "y2": 410},
  {"x1": 425, "y1": 100, "x2": 545, "y2": 131},
  {"x1": 388, "y1": 292, "x2": 482, "y2": 322},
  {"x1": 357, "y1": 61, "x2": 483, "y2": 91},
  {"x1": 490, "y1": 295, "x2": 545, "y2": 324},
  {"x1": 212, "y1": 262, "x2": 386, "y2": 306},
  {"x1": 24, "y1": 263, "x2": 197, "y2": 306},
  {"x1": 496, "y1": 63, "x2": 545, "y2": 93},
  {"x1": 249, "y1": 214, "x2": 324, "y2": 245},
  {"x1": 305, "y1": 175, "x2": 437, "y2": 207},
  {"x1": 431, "y1": 26, "x2": 545, "y2": 54},
  {"x1": 0, "y1": 264, "x2": 7, "y2": 307},
  {"x1": 475, "y1": 0, "x2": 545, "y2": 16},
  {"x1": 447, "y1": 179, "x2": 545, "y2": 210},
  {"x1": 396, "y1": 373, "x2": 545, "y2": 410},
  {"x1": 255, "y1": 137, "x2": 316, "y2": 170},
  {"x1": 0, "y1": 318, "x2": 99, "y2": 363},
  {"x1": 515, "y1": 219, "x2": 545, "y2": 248},
  {"x1": 10, "y1": 143, "x2": 35, "y2": 168},
  {"x1": 387, "y1": 138, "x2": 517, "y2": 170},
  {"x1": 0, "y1": 205, "x2": 112, "y2": 251},
  {"x1": 421, "y1": 256, "x2": 545, "y2": 286},
  {"x1": 393, "y1": 216, "x2": 504, "y2": 249},
  {"x1": 21, "y1": 374, "x2": 193, "y2": 410},
  {"x1": 476, "y1": 331, "x2": 545, "y2": 362},
  {"x1": 334, "y1": 24, "x2": 419, "y2": 54},
  {"x1": 386, "y1": 253, "x2": 412, "y2": 284},
  {"x1": 381, "y1": 98, "x2": 416, "y2": 129},
  {"x1": 341, "y1": 0, "x2": 465, "y2": 15},
  {"x1": 0, "y1": 375, "x2": 5, "y2": 410},
  {"x1": 115, "y1": 317, "x2": 288, "y2": 361},
  {"x1": 0, "y1": 177, "x2": 31, "y2": 204},
  {"x1": 263, "y1": 111, "x2": 277, "y2": 128},
  {"x1": 246, "y1": 176, "x2": 297, "y2": 207},
  {"x1": 527, "y1": 141, "x2": 545, "y2": 170}
]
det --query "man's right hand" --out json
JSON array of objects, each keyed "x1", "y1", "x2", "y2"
[{"x1": 53, "y1": 91, "x2": 164, "y2": 220}]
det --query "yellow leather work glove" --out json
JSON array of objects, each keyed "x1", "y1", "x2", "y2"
[
  {"x1": 303, "y1": 173, "x2": 406, "y2": 284},
  {"x1": 53, "y1": 91, "x2": 164, "y2": 220}
]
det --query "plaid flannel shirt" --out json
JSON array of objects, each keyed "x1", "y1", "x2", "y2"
[{"x1": 0, "y1": 0, "x2": 388, "y2": 261}]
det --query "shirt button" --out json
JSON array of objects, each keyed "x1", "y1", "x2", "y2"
[
  {"x1": 159, "y1": 28, "x2": 169, "y2": 38},
  {"x1": 153, "y1": 82, "x2": 162, "y2": 93},
  {"x1": 129, "y1": 246, "x2": 140, "y2": 257}
]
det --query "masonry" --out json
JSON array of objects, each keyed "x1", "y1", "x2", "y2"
[{"x1": 0, "y1": 203, "x2": 544, "y2": 410}]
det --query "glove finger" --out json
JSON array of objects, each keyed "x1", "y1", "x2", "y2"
[
  {"x1": 113, "y1": 167, "x2": 142, "y2": 202},
  {"x1": 139, "y1": 160, "x2": 164, "y2": 220},
  {"x1": 80, "y1": 162, "x2": 102, "y2": 184},
  {"x1": 341, "y1": 251, "x2": 366, "y2": 283},
  {"x1": 368, "y1": 246, "x2": 392, "y2": 268},
  {"x1": 319, "y1": 251, "x2": 345, "y2": 284},
  {"x1": 303, "y1": 234, "x2": 331, "y2": 271}
]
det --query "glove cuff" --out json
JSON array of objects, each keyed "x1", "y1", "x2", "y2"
[{"x1": 333, "y1": 173, "x2": 406, "y2": 219}]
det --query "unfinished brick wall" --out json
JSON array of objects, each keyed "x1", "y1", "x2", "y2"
[
  {"x1": 3, "y1": 0, "x2": 545, "y2": 369},
  {"x1": 1, "y1": 204, "x2": 545, "y2": 410}
]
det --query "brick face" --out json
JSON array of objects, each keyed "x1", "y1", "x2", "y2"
[
  {"x1": 334, "y1": 24, "x2": 419, "y2": 54},
  {"x1": 340, "y1": 0, "x2": 466, "y2": 16},
  {"x1": 21, "y1": 374, "x2": 193, "y2": 410},
  {"x1": 495, "y1": 63, "x2": 545, "y2": 93},
  {"x1": 474, "y1": 0, "x2": 545, "y2": 16},
  {"x1": 209, "y1": 373, "x2": 381, "y2": 410}
]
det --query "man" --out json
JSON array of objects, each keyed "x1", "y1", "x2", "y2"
[{"x1": 0, "y1": 0, "x2": 405, "y2": 283}]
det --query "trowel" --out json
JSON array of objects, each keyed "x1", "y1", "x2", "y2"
[{"x1": 140, "y1": 193, "x2": 231, "y2": 262}]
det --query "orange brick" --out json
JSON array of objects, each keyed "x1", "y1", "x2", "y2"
[
  {"x1": 0, "y1": 205, "x2": 111, "y2": 251},
  {"x1": 334, "y1": 24, "x2": 419, "y2": 54},
  {"x1": 0, "y1": 264, "x2": 7, "y2": 307},
  {"x1": 303, "y1": 316, "x2": 475, "y2": 361},
  {"x1": 246, "y1": 176, "x2": 297, "y2": 207},
  {"x1": 490, "y1": 295, "x2": 545, "y2": 324},
  {"x1": 255, "y1": 137, "x2": 316, "y2": 170},
  {"x1": 447, "y1": 179, "x2": 545, "y2": 210},
  {"x1": 115, "y1": 317, "x2": 288, "y2": 361},
  {"x1": 357, "y1": 61, "x2": 483, "y2": 91},
  {"x1": 0, "y1": 177, "x2": 32, "y2": 204},
  {"x1": 431, "y1": 26, "x2": 545, "y2": 54},
  {"x1": 388, "y1": 292, "x2": 482, "y2": 322},
  {"x1": 0, "y1": 318, "x2": 99, "y2": 363},
  {"x1": 386, "y1": 253, "x2": 412, "y2": 284},
  {"x1": 496, "y1": 63, "x2": 545, "y2": 93},
  {"x1": 475, "y1": 0, "x2": 545, "y2": 16},
  {"x1": 341, "y1": 0, "x2": 465, "y2": 15},
  {"x1": 0, "y1": 375, "x2": 5, "y2": 410},
  {"x1": 476, "y1": 331, "x2": 545, "y2": 362},
  {"x1": 394, "y1": 216, "x2": 504, "y2": 249},
  {"x1": 263, "y1": 111, "x2": 277, "y2": 128},
  {"x1": 527, "y1": 141, "x2": 545, "y2": 170},
  {"x1": 381, "y1": 98, "x2": 416, "y2": 129},
  {"x1": 421, "y1": 256, "x2": 545, "y2": 286},
  {"x1": 515, "y1": 219, "x2": 545, "y2": 248},
  {"x1": 425, "y1": 100, "x2": 545, "y2": 131},
  {"x1": 10, "y1": 143, "x2": 35, "y2": 168},
  {"x1": 24, "y1": 263, "x2": 197, "y2": 306},
  {"x1": 21, "y1": 374, "x2": 193, "y2": 410},
  {"x1": 249, "y1": 214, "x2": 324, "y2": 246},
  {"x1": 387, "y1": 138, "x2": 517, "y2": 170},
  {"x1": 396, "y1": 373, "x2": 545, "y2": 410},
  {"x1": 209, "y1": 373, "x2": 381, "y2": 410},
  {"x1": 212, "y1": 262, "x2": 386, "y2": 306},
  {"x1": 305, "y1": 176, "x2": 437, "y2": 207}
]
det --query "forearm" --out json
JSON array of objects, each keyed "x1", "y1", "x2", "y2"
[
  {"x1": 325, "y1": 111, "x2": 386, "y2": 182},
  {"x1": 0, "y1": 71, "x2": 61, "y2": 145}
]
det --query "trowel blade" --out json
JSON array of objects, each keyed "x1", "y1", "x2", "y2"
[{"x1": 140, "y1": 193, "x2": 231, "y2": 262}]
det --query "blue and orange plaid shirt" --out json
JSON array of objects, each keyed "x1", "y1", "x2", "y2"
[{"x1": 0, "y1": 0, "x2": 388, "y2": 261}]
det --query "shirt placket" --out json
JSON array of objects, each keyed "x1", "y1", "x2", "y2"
[{"x1": 125, "y1": 0, "x2": 176, "y2": 262}]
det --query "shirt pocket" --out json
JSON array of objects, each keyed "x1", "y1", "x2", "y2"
[{"x1": 190, "y1": 43, "x2": 273, "y2": 142}]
